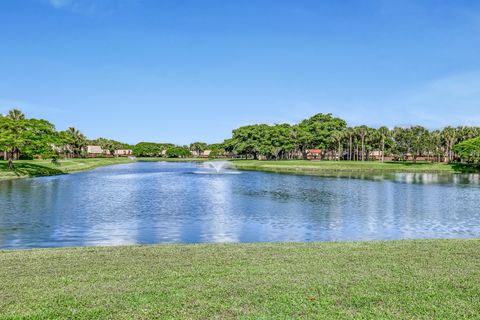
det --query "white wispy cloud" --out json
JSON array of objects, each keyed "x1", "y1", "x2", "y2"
[
  {"x1": 49, "y1": 0, "x2": 71, "y2": 9},
  {"x1": 46, "y1": 0, "x2": 136, "y2": 15},
  {"x1": 292, "y1": 70, "x2": 480, "y2": 129},
  {"x1": 396, "y1": 71, "x2": 480, "y2": 127}
]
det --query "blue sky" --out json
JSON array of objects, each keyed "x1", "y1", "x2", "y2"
[{"x1": 1, "y1": 0, "x2": 480, "y2": 144}]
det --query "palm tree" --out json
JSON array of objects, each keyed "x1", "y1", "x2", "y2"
[
  {"x1": 356, "y1": 125, "x2": 368, "y2": 161},
  {"x1": 346, "y1": 127, "x2": 355, "y2": 161},
  {"x1": 64, "y1": 127, "x2": 87, "y2": 158},
  {"x1": 330, "y1": 130, "x2": 345, "y2": 161},
  {"x1": 458, "y1": 126, "x2": 478, "y2": 142},
  {"x1": 5, "y1": 109, "x2": 26, "y2": 161},
  {"x1": 430, "y1": 130, "x2": 443, "y2": 162},
  {"x1": 6, "y1": 109, "x2": 25, "y2": 121},
  {"x1": 441, "y1": 126, "x2": 457, "y2": 162},
  {"x1": 378, "y1": 126, "x2": 390, "y2": 162},
  {"x1": 364, "y1": 127, "x2": 379, "y2": 161}
]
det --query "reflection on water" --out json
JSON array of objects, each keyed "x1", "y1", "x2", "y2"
[{"x1": 0, "y1": 162, "x2": 479, "y2": 249}]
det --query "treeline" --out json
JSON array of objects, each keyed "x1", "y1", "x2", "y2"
[
  {"x1": 0, "y1": 109, "x2": 216, "y2": 167},
  {"x1": 2, "y1": 109, "x2": 480, "y2": 166},
  {"x1": 0, "y1": 109, "x2": 136, "y2": 167},
  {"x1": 1, "y1": 109, "x2": 58, "y2": 168},
  {"x1": 220, "y1": 113, "x2": 480, "y2": 163},
  {"x1": 132, "y1": 142, "x2": 225, "y2": 158},
  {"x1": 132, "y1": 142, "x2": 192, "y2": 158}
]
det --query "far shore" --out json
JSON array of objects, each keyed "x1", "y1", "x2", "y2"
[
  {"x1": 1, "y1": 158, "x2": 478, "y2": 181},
  {"x1": 231, "y1": 159, "x2": 478, "y2": 174}
]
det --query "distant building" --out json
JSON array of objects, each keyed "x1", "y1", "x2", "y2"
[
  {"x1": 306, "y1": 149, "x2": 322, "y2": 160},
  {"x1": 86, "y1": 145, "x2": 108, "y2": 157},
  {"x1": 191, "y1": 150, "x2": 212, "y2": 157},
  {"x1": 369, "y1": 150, "x2": 382, "y2": 161},
  {"x1": 114, "y1": 149, "x2": 133, "y2": 157},
  {"x1": 369, "y1": 150, "x2": 397, "y2": 161}
]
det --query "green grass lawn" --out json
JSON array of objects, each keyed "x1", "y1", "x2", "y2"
[
  {"x1": 232, "y1": 160, "x2": 471, "y2": 174},
  {"x1": 0, "y1": 158, "x2": 133, "y2": 180},
  {"x1": 0, "y1": 239, "x2": 478, "y2": 319}
]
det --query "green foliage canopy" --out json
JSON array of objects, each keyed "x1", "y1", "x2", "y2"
[
  {"x1": 133, "y1": 142, "x2": 174, "y2": 157},
  {"x1": 166, "y1": 146, "x2": 191, "y2": 158},
  {"x1": 454, "y1": 137, "x2": 480, "y2": 164},
  {"x1": 189, "y1": 142, "x2": 208, "y2": 154},
  {"x1": 0, "y1": 112, "x2": 56, "y2": 164}
]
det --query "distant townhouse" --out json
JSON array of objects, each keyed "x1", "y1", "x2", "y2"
[
  {"x1": 306, "y1": 149, "x2": 322, "y2": 160},
  {"x1": 114, "y1": 149, "x2": 133, "y2": 157},
  {"x1": 191, "y1": 150, "x2": 212, "y2": 157},
  {"x1": 369, "y1": 150, "x2": 382, "y2": 160},
  {"x1": 86, "y1": 145, "x2": 108, "y2": 157}
]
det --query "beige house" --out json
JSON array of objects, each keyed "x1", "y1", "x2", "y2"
[
  {"x1": 86, "y1": 146, "x2": 133, "y2": 157},
  {"x1": 191, "y1": 150, "x2": 212, "y2": 157},
  {"x1": 114, "y1": 149, "x2": 133, "y2": 156},
  {"x1": 86, "y1": 145, "x2": 108, "y2": 157},
  {"x1": 370, "y1": 150, "x2": 382, "y2": 158},
  {"x1": 367, "y1": 150, "x2": 395, "y2": 161}
]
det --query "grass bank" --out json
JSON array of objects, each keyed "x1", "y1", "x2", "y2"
[
  {"x1": 232, "y1": 160, "x2": 471, "y2": 175},
  {"x1": 0, "y1": 239, "x2": 478, "y2": 319},
  {"x1": 0, "y1": 158, "x2": 133, "y2": 180}
]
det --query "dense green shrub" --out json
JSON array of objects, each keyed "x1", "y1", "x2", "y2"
[{"x1": 454, "y1": 136, "x2": 480, "y2": 164}]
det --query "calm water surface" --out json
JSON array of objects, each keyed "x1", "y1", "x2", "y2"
[{"x1": 1, "y1": 162, "x2": 479, "y2": 249}]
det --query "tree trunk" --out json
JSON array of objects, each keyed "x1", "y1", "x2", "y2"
[
  {"x1": 361, "y1": 137, "x2": 365, "y2": 161},
  {"x1": 349, "y1": 136, "x2": 352, "y2": 161},
  {"x1": 6, "y1": 149, "x2": 15, "y2": 169},
  {"x1": 381, "y1": 138, "x2": 385, "y2": 162}
]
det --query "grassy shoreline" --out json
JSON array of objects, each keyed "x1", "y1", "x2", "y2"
[
  {"x1": 231, "y1": 160, "x2": 471, "y2": 175},
  {"x1": 0, "y1": 158, "x2": 134, "y2": 181},
  {"x1": 1, "y1": 239, "x2": 479, "y2": 319}
]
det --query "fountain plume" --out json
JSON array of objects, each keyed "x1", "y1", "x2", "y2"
[{"x1": 202, "y1": 161, "x2": 232, "y2": 173}]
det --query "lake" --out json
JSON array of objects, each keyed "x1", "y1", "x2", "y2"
[{"x1": 0, "y1": 161, "x2": 479, "y2": 249}]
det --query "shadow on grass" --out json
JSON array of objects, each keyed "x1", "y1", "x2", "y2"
[
  {"x1": 384, "y1": 161, "x2": 480, "y2": 173},
  {"x1": 382, "y1": 161, "x2": 439, "y2": 166},
  {"x1": 451, "y1": 163, "x2": 480, "y2": 173},
  {"x1": 0, "y1": 162, "x2": 64, "y2": 177}
]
